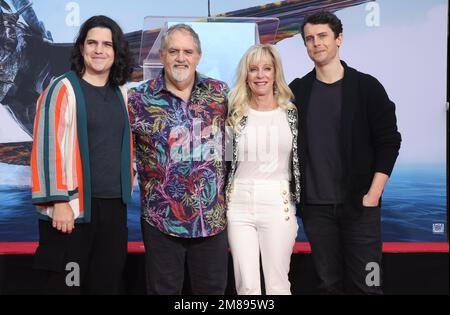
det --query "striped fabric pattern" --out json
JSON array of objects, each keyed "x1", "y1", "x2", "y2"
[{"x1": 31, "y1": 71, "x2": 134, "y2": 223}]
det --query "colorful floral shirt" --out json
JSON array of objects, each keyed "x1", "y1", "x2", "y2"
[{"x1": 128, "y1": 71, "x2": 229, "y2": 238}]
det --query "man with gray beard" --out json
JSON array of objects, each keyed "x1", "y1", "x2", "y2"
[{"x1": 128, "y1": 24, "x2": 229, "y2": 295}]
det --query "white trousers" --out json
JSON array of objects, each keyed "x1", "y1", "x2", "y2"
[{"x1": 227, "y1": 179, "x2": 299, "y2": 295}]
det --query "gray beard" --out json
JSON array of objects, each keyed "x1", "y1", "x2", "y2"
[{"x1": 171, "y1": 67, "x2": 190, "y2": 82}]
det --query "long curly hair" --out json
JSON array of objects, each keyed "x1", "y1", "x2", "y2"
[
  {"x1": 70, "y1": 15, "x2": 133, "y2": 86},
  {"x1": 228, "y1": 44, "x2": 295, "y2": 129}
]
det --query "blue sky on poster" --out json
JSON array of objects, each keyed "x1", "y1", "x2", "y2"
[
  {"x1": 30, "y1": 0, "x2": 272, "y2": 43},
  {"x1": 28, "y1": 0, "x2": 448, "y2": 43}
]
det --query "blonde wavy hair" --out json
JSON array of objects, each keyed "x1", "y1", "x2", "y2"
[{"x1": 227, "y1": 44, "x2": 295, "y2": 129}]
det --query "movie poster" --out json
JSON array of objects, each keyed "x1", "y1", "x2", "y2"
[{"x1": 0, "y1": 0, "x2": 447, "y2": 248}]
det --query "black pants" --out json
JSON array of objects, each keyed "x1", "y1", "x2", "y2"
[
  {"x1": 33, "y1": 198, "x2": 128, "y2": 295},
  {"x1": 302, "y1": 204, "x2": 383, "y2": 295},
  {"x1": 141, "y1": 221, "x2": 228, "y2": 295}
]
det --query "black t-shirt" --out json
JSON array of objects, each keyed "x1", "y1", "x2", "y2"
[
  {"x1": 80, "y1": 79, "x2": 124, "y2": 198},
  {"x1": 305, "y1": 78, "x2": 344, "y2": 204}
]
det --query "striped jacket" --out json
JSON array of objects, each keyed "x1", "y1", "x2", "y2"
[{"x1": 31, "y1": 71, "x2": 134, "y2": 223}]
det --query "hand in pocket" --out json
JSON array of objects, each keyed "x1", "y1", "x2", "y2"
[{"x1": 362, "y1": 194, "x2": 379, "y2": 207}]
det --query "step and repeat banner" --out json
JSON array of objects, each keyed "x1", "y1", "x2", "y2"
[{"x1": 0, "y1": 0, "x2": 448, "y2": 248}]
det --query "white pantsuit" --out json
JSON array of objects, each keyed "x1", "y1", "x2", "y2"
[{"x1": 227, "y1": 179, "x2": 298, "y2": 295}]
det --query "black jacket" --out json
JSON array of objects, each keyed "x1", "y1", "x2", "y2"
[{"x1": 289, "y1": 61, "x2": 401, "y2": 216}]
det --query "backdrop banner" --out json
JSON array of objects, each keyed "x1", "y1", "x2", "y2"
[{"x1": 0, "y1": 0, "x2": 447, "y2": 249}]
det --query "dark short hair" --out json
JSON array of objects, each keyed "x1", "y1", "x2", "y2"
[
  {"x1": 300, "y1": 11, "x2": 343, "y2": 41},
  {"x1": 70, "y1": 15, "x2": 133, "y2": 86}
]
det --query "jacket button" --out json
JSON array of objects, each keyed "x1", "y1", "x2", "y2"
[
  {"x1": 285, "y1": 208, "x2": 290, "y2": 213},
  {"x1": 285, "y1": 216, "x2": 290, "y2": 221},
  {"x1": 284, "y1": 200, "x2": 289, "y2": 205}
]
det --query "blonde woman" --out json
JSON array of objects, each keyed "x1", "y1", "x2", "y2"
[{"x1": 226, "y1": 44, "x2": 300, "y2": 295}]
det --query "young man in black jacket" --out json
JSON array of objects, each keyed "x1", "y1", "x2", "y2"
[{"x1": 289, "y1": 11, "x2": 401, "y2": 294}]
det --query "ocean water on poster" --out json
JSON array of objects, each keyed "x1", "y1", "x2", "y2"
[{"x1": 0, "y1": 163, "x2": 446, "y2": 242}]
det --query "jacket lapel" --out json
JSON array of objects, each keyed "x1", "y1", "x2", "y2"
[
  {"x1": 298, "y1": 70, "x2": 315, "y2": 133},
  {"x1": 340, "y1": 61, "x2": 358, "y2": 181}
]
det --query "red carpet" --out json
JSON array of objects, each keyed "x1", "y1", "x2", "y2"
[{"x1": 0, "y1": 242, "x2": 448, "y2": 255}]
